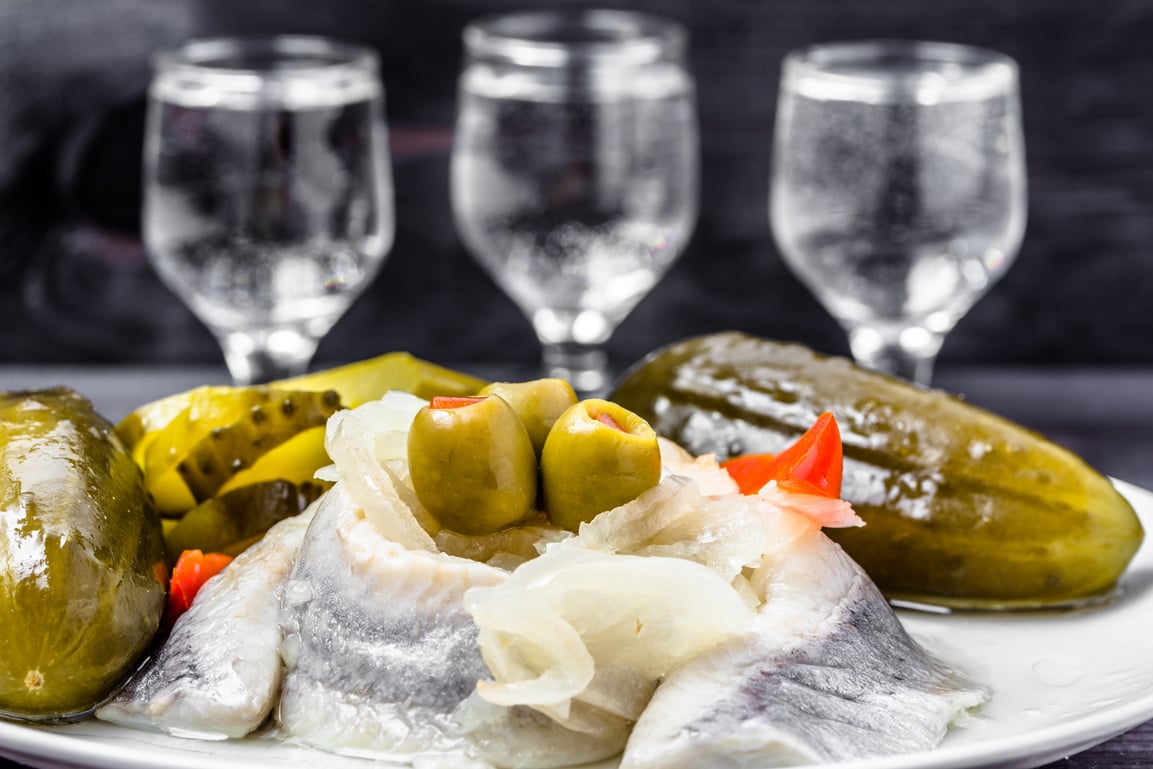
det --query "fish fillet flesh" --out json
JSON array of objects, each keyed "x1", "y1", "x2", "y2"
[
  {"x1": 95, "y1": 507, "x2": 316, "y2": 739},
  {"x1": 619, "y1": 528, "x2": 988, "y2": 768},
  {"x1": 277, "y1": 481, "x2": 628, "y2": 768}
]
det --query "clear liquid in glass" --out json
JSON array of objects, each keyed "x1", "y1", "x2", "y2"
[
  {"x1": 144, "y1": 78, "x2": 392, "y2": 342},
  {"x1": 771, "y1": 63, "x2": 1026, "y2": 340},
  {"x1": 452, "y1": 64, "x2": 698, "y2": 349}
]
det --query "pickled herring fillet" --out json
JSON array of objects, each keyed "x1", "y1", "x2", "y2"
[
  {"x1": 277, "y1": 482, "x2": 627, "y2": 768},
  {"x1": 96, "y1": 506, "x2": 316, "y2": 739},
  {"x1": 620, "y1": 529, "x2": 987, "y2": 768}
]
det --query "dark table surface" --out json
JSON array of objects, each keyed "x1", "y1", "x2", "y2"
[{"x1": 0, "y1": 362, "x2": 1151, "y2": 769}]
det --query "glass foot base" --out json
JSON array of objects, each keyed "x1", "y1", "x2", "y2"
[{"x1": 543, "y1": 344, "x2": 610, "y2": 398}]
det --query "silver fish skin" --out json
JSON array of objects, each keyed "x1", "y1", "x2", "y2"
[
  {"x1": 277, "y1": 482, "x2": 630, "y2": 768},
  {"x1": 277, "y1": 482, "x2": 502, "y2": 760},
  {"x1": 95, "y1": 507, "x2": 315, "y2": 739},
  {"x1": 620, "y1": 531, "x2": 988, "y2": 769}
]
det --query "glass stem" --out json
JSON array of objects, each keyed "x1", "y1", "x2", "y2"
[
  {"x1": 847, "y1": 324, "x2": 944, "y2": 387},
  {"x1": 217, "y1": 328, "x2": 319, "y2": 386},
  {"x1": 542, "y1": 341, "x2": 610, "y2": 398}
]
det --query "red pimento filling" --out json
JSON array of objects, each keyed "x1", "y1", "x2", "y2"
[
  {"x1": 430, "y1": 396, "x2": 487, "y2": 409},
  {"x1": 595, "y1": 411, "x2": 626, "y2": 431}
]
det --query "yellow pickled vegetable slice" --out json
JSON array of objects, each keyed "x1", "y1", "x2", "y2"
[
  {"x1": 141, "y1": 387, "x2": 277, "y2": 480},
  {"x1": 120, "y1": 353, "x2": 482, "y2": 457},
  {"x1": 142, "y1": 387, "x2": 286, "y2": 515},
  {"x1": 218, "y1": 425, "x2": 330, "y2": 494},
  {"x1": 176, "y1": 390, "x2": 342, "y2": 504},
  {"x1": 120, "y1": 353, "x2": 483, "y2": 516},
  {"x1": 150, "y1": 466, "x2": 198, "y2": 517},
  {"x1": 274, "y1": 351, "x2": 485, "y2": 407},
  {"x1": 118, "y1": 385, "x2": 238, "y2": 455},
  {"x1": 141, "y1": 388, "x2": 340, "y2": 515}
]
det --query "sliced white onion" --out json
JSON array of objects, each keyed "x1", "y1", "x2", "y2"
[
  {"x1": 323, "y1": 395, "x2": 437, "y2": 551},
  {"x1": 466, "y1": 543, "x2": 753, "y2": 724}
]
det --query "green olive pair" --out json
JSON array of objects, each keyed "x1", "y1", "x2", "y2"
[{"x1": 407, "y1": 379, "x2": 662, "y2": 536}]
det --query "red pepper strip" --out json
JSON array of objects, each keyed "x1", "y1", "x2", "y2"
[
  {"x1": 769, "y1": 412, "x2": 843, "y2": 498},
  {"x1": 721, "y1": 412, "x2": 843, "y2": 499},
  {"x1": 719, "y1": 452, "x2": 778, "y2": 495},
  {"x1": 162, "y1": 549, "x2": 235, "y2": 628},
  {"x1": 430, "y1": 395, "x2": 486, "y2": 409}
]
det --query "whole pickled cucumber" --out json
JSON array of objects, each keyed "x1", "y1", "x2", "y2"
[
  {"x1": 611, "y1": 332, "x2": 1145, "y2": 610},
  {"x1": 0, "y1": 388, "x2": 165, "y2": 720}
]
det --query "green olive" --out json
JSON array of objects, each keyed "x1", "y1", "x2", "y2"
[
  {"x1": 407, "y1": 395, "x2": 538, "y2": 535},
  {"x1": 540, "y1": 399, "x2": 662, "y2": 532},
  {"x1": 479, "y1": 378, "x2": 579, "y2": 456}
]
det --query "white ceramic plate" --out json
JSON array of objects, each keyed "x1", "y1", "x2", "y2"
[{"x1": 2, "y1": 481, "x2": 1152, "y2": 769}]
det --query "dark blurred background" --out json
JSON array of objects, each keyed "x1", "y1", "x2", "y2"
[{"x1": 1, "y1": 0, "x2": 1151, "y2": 372}]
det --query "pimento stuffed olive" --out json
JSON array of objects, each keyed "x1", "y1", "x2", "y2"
[
  {"x1": 407, "y1": 395, "x2": 538, "y2": 536},
  {"x1": 540, "y1": 399, "x2": 661, "y2": 532},
  {"x1": 478, "y1": 378, "x2": 578, "y2": 457}
]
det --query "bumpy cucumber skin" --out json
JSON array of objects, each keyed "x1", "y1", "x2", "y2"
[
  {"x1": 176, "y1": 389, "x2": 342, "y2": 503},
  {"x1": 0, "y1": 388, "x2": 165, "y2": 720},
  {"x1": 612, "y1": 332, "x2": 1145, "y2": 610}
]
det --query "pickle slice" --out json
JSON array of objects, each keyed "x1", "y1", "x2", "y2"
[
  {"x1": 141, "y1": 387, "x2": 280, "y2": 479},
  {"x1": 163, "y1": 480, "x2": 326, "y2": 562},
  {"x1": 117, "y1": 353, "x2": 485, "y2": 519},
  {"x1": 176, "y1": 390, "x2": 341, "y2": 503},
  {"x1": 136, "y1": 388, "x2": 339, "y2": 515},
  {"x1": 218, "y1": 425, "x2": 330, "y2": 494},
  {"x1": 274, "y1": 351, "x2": 485, "y2": 406},
  {"x1": 119, "y1": 353, "x2": 482, "y2": 454}
]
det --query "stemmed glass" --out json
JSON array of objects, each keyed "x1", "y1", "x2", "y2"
[
  {"x1": 770, "y1": 41, "x2": 1026, "y2": 386},
  {"x1": 451, "y1": 10, "x2": 699, "y2": 395},
  {"x1": 143, "y1": 36, "x2": 394, "y2": 385}
]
